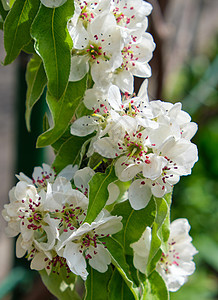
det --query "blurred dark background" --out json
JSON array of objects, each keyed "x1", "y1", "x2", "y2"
[{"x1": 0, "y1": 0, "x2": 218, "y2": 299}]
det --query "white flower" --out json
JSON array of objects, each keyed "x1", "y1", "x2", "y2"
[
  {"x1": 40, "y1": 0, "x2": 67, "y2": 8},
  {"x1": 16, "y1": 163, "x2": 77, "y2": 192},
  {"x1": 68, "y1": 0, "x2": 111, "y2": 35},
  {"x1": 131, "y1": 219, "x2": 198, "y2": 292},
  {"x1": 69, "y1": 13, "x2": 124, "y2": 82},
  {"x1": 56, "y1": 211, "x2": 123, "y2": 280},
  {"x1": 111, "y1": 33, "x2": 155, "y2": 93},
  {"x1": 111, "y1": 0, "x2": 153, "y2": 34}
]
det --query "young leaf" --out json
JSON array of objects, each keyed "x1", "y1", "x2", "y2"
[
  {"x1": 84, "y1": 165, "x2": 117, "y2": 224},
  {"x1": 31, "y1": 0, "x2": 74, "y2": 100},
  {"x1": 85, "y1": 265, "x2": 112, "y2": 300},
  {"x1": 40, "y1": 268, "x2": 81, "y2": 300},
  {"x1": 111, "y1": 199, "x2": 156, "y2": 255},
  {"x1": 36, "y1": 76, "x2": 87, "y2": 148},
  {"x1": 146, "y1": 195, "x2": 171, "y2": 276},
  {"x1": 109, "y1": 269, "x2": 135, "y2": 300},
  {"x1": 143, "y1": 271, "x2": 169, "y2": 300},
  {"x1": 102, "y1": 236, "x2": 139, "y2": 300},
  {"x1": 53, "y1": 135, "x2": 90, "y2": 173},
  {"x1": 25, "y1": 54, "x2": 47, "y2": 131},
  {"x1": 3, "y1": 0, "x2": 40, "y2": 65}
]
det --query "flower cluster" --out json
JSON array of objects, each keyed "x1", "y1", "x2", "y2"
[
  {"x1": 68, "y1": 0, "x2": 155, "y2": 93},
  {"x1": 3, "y1": 0, "x2": 199, "y2": 296},
  {"x1": 131, "y1": 219, "x2": 198, "y2": 292},
  {"x1": 71, "y1": 83, "x2": 198, "y2": 210},
  {"x1": 2, "y1": 164, "x2": 123, "y2": 280}
]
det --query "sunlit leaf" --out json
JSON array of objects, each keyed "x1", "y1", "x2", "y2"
[
  {"x1": 143, "y1": 271, "x2": 169, "y2": 300},
  {"x1": 4, "y1": 0, "x2": 40, "y2": 65},
  {"x1": 112, "y1": 199, "x2": 156, "y2": 255},
  {"x1": 31, "y1": 0, "x2": 74, "y2": 99},
  {"x1": 25, "y1": 54, "x2": 47, "y2": 131},
  {"x1": 146, "y1": 194, "x2": 171, "y2": 275}
]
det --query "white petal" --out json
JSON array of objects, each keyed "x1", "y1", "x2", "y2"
[
  {"x1": 108, "y1": 85, "x2": 122, "y2": 110},
  {"x1": 16, "y1": 235, "x2": 27, "y2": 258},
  {"x1": 64, "y1": 243, "x2": 88, "y2": 280},
  {"x1": 30, "y1": 252, "x2": 46, "y2": 271},
  {"x1": 74, "y1": 167, "x2": 95, "y2": 191},
  {"x1": 71, "y1": 116, "x2": 97, "y2": 136},
  {"x1": 88, "y1": 244, "x2": 111, "y2": 273},
  {"x1": 69, "y1": 55, "x2": 89, "y2": 82},
  {"x1": 106, "y1": 182, "x2": 120, "y2": 205},
  {"x1": 93, "y1": 137, "x2": 119, "y2": 158},
  {"x1": 114, "y1": 70, "x2": 134, "y2": 94},
  {"x1": 128, "y1": 180, "x2": 152, "y2": 210},
  {"x1": 142, "y1": 154, "x2": 167, "y2": 180},
  {"x1": 58, "y1": 165, "x2": 78, "y2": 181}
]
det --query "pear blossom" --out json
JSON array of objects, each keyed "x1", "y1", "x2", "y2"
[
  {"x1": 131, "y1": 219, "x2": 198, "y2": 292},
  {"x1": 16, "y1": 164, "x2": 78, "y2": 192},
  {"x1": 69, "y1": 13, "x2": 124, "y2": 82},
  {"x1": 92, "y1": 33, "x2": 155, "y2": 93},
  {"x1": 56, "y1": 211, "x2": 123, "y2": 280},
  {"x1": 111, "y1": 0, "x2": 153, "y2": 35},
  {"x1": 68, "y1": 0, "x2": 111, "y2": 35}
]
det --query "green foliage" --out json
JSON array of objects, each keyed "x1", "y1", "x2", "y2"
[
  {"x1": 40, "y1": 269, "x2": 81, "y2": 300},
  {"x1": 112, "y1": 199, "x2": 156, "y2": 255},
  {"x1": 36, "y1": 76, "x2": 87, "y2": 148},
  {"x1": 3, "y1": 0, "x2": 40, "y2": 65},
  {"x1": 109, "y1": 269, "x2": 135, "y2": 300},
  {"x1": 143, "y1": 271, "x2": 169, "y2": 300},
  {"x1": 31, "y1": 0, "x2": 74, "y2": 100},
  {"x1": 85, "y1": 165, "x2": 117, "y2": 224},
  {"x1": 85, "y1": 266, "x2": 112, "y2": 300},
  {"x1": 25, "y1": 54, "x2": 47, "y2": 131}
]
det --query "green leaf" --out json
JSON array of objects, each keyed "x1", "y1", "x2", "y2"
[
  {"x1": 146, "y1": 194, "x2": 171, "y2": 275},
  {"x1": 40, "y1": 268, "x2": 81, "y2": 300},
  {"x1": 84, "y1": 165, "x2": 117, "y2": 224},
  {"x1": 103, "y1": 236, "x2": 139, "y2": 300},
  {"x1": 31, "y1": 0, "x2": 74, "y2": 100},
  {"x1": 109, "y1": 269, "x2": 135, "y2": 300},
  {"x1": 85, "y1": 265, "x2": 112, "y2": 300},
  {"x1": 36, "y1": 76, "x2": 87, "y2": 148},
  {"x1": 3, "y1": 0, "x2": 40, "y2": 65},
  {"x1": 111, "y1": 199, "x2": 156, "y2": 255},
  {"x1": 143, "y1": 271, "x2": 169, "y2": 300},
  {"x1": 25, "y1": 54, "x2": 47, "y2": 131},
  {"x1": 53, "y1": 135, "x2": 90, "y2": 173}
]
